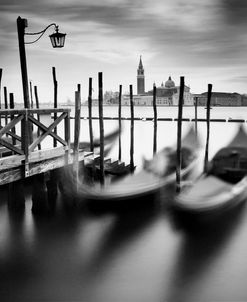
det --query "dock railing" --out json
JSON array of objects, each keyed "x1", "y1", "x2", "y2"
[{"x1": 0, "y1": 108, "x2": 71, "y2": 184}]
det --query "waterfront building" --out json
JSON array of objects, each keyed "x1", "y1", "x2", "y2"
[
  {"x1": 196, "y1": 92, "x2": 245, "y2": 106},
  {"x1": 121, "y1": 57, "x2": 194, "y2": 106}
]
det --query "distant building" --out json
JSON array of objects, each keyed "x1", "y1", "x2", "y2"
[
  {"x1": 196, "y1": 92, "x2": 243, "y2": 106},
  {"x1": 122, "y1": 57, "x2": 194, "y2": 106}
]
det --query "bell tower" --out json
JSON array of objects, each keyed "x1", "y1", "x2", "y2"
[{"x1": 137, "y1": 56, "x2": 145, "y2": 94}]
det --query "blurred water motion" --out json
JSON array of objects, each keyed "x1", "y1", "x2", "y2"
[{"x1": 1, "y1": 107, "x2": 247, "y2": 301}]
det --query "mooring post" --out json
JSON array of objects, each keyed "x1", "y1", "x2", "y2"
[
  {"x1": 31, "y1": 173, "x2": 50, "y2": 215},
  {"x1": 52, "y1": 66, "x2": 58, "y2": 147},
  {"x1": 4, "y1": 86, "x2": 8, "y2": 127},
  {"x1": 204, "y1": 84, "x2": 212, "y2": 173},
  {"x1": 34, "y1": 85, "x2": 41, "y2": 150},
  {"x1": 118, "y1": 84, "x2": 122, "y2": 162},
  {"x1": 176, "y1": 76, "x2": 185, "y2": 192},
  {"x1": 73, "y1": 90, "x2": 81, "y2": 192},
  {"x1": 8, "y1": 179, "x2": 26, "y2": 211},
  {"x1": 98, "y1": 72, "x2": 105, "y2": 185},
  {"x1": 130, "y1": 84, "x2": 135, "y2": 173},
  {"x1": 88, "y1": 77, "x2": 94, "y2": 152},
  {"x1": 194, "y1": 96, "x2": 198, "y2": 141},
  {"x1": 29, "y1": 81, "x2": 34, "y2": 109},
  {"x1": 0, "y1": 68, "x2": 2, "y2": 127},
  {"x1": 9, "y1": 93, "x2": 16, "y2": 147},
  {"x1": 153, "y1": 83, "x2": 157, "y2": 155}
]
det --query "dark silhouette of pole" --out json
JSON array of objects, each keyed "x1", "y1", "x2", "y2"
[
  {"x1": 17, "y1": 16, "x2": 30, "y2": 108},
  {"x1": 130, "y1": 84, "x2": 134, "y2": 173},
  {"x1": 52, "y1": 67, "x2": 58, "y2": 147},
  {"x1": 0, "y1": 68, "x2": 2, "y2": 127},
  {"x1": 118, "y1": 84, "x2": 122, "y2": 162},
  {"x1": 88, "y1": 77, "x2": 94, "y2": 152},
  {"x1": 4, "y1": 86, "x2": 8, "y2": 126},
  {"x1": 9, "y1": 93, "x2": 16, "y2": 146},
  {"x1": 34, "y1": 85, "x2": 41, "y2": 150},
  {"x1": 204, "y1": 84, "x2": 212, "y2": 173},
  {"x1": 194, "y1": 96, "x2": 198, "y2": 141},
  {"x1": 98, "y1": 72, "x2": 105, "y2": 185},
  {"x1": 30, "y1": 81, "x2": 34, "y2": 108},
  {"x1": 153, "y1": 83, "x2": 157, "y2": 155},
  {"x1": 176, "y1": 76, "x2": 185, "y2": 192}
]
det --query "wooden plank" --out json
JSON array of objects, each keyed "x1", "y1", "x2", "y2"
[
  {"x1": 0, "y1": 108, "x2": 70, "y2": 115},
  {"x1": 52, "y1": 67, "x2": 58, "y2": 147},
  {"x1": 0, "y1": 138, "x2": 24, "y2": 154},
  {"x1": 0, "y1": 154, "x2": 25, "y2": 170},
  {"x1": 0, "y1": 150, "x2": 85, "y2": 185}
]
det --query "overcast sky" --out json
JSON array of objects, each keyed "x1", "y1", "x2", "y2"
[{"x1": 1, "y1": 0, "x2": 247, "y2": 103}]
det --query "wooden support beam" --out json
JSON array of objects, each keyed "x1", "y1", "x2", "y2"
[
  {"x1": 28, "y1": 112, "x2": 67, "y2": 152},
  {"x1": 28, "y1": 114, "x2": 67, "y2": 149},
  {"x1": 0, "y1": 114, "x2": 23, "y2": 138}
]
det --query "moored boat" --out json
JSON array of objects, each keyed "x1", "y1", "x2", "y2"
[
  {"x1": 78, "y1": 126, "x2": 201, "y2": 210},
  {"x1": 174, "y1": 125, "x2": 247, "y2": 215}
]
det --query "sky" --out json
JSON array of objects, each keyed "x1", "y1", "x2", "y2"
[{"x1": 1, "y1": 0, "x2": 247, "y2": 104}]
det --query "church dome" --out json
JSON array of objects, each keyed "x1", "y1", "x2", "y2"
[{"x1": 165, "y1": 76, "x2": 175, "y2": 88}]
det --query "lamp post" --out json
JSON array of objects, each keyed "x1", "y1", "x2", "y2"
[{"x1": 16, "y1": 16, "x2": 66, "y2": 108}]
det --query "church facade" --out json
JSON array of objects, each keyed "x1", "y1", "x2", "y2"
[{"x1": 122, "y1": 57, "x2": 194, "y2": 106}]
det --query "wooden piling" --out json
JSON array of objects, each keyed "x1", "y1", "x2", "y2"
[
  {"x1": 98, "y1": 72, "x2": 105, "y2": 185},
  {"x1": 118, "y1": 84, "x2": 122, "y2": 162},
  {"x1": 153, "y1": 83, "x2": 157, "y2": 155},
  {"x1": 34, "y1": 85, "x2": 41, "y2": 150},
  {"x1": 9, "y1": 93, "x2": 16, "y2": 146},
  {"x1": 4, "y1": 86, "x2": 8, "y2": 126},
  {"x1": 0, "y1": 68, "x2": 2, "y2": 127},
  {"x1": 194, "y1": 96, "x2": 198, "y2": 141},
  {"x1": 88, "y1": 77, "x2": 94, "y2": 152},
  {"x1": 8, "y1": 179, "x2": 25, "y2": 211},
  {"x1": 73, "y1": 90, "x2": 81, "y2": 190},
  {"x1": 52, "y1": 67, "x2": 58, "y2": 147},
  {"x1": 204, "y1": 84, "x2": 212, "y2": 173},
  {"x1": 29, "y1": 81, "x2": 34, "y2": 109},
  {"x1": 31, "y1": 173, "x2": 50, "y2": 214},
  {"x1": 130, "y1": 84, "x2": 135, "y2": 173},
  {"x1": 176, "y1": 76, "x2": 185, "y2": 192}
]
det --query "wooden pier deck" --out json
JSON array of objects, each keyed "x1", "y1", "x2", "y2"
[{"x1": 0, "y1": 108, "x2": 91, "y2": 186}]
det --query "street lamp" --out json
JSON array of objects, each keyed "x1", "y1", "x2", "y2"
[{"x1": 16, "y1": 16, "x2": 66, "y2": 108}]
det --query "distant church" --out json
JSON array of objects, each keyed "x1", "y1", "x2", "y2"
[{"x1": 123, "y1": 56, "x2": 194, "y2": 106}]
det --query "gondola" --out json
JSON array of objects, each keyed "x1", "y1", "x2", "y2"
[
  {"x1": 174, "y1": 125, "x2": 247, "y2": 215},
  {"x1": 78, "y1": 126, "x2": 201, "y2": 209}
]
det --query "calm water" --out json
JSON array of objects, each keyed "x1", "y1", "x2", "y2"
[{"x1": 1, "y1": 106, "x2": 247, "y2": 302}]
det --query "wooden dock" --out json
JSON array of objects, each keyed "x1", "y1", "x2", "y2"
[{"x1": 0, "y1": 108, "x2": 87, "y2": 185}]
